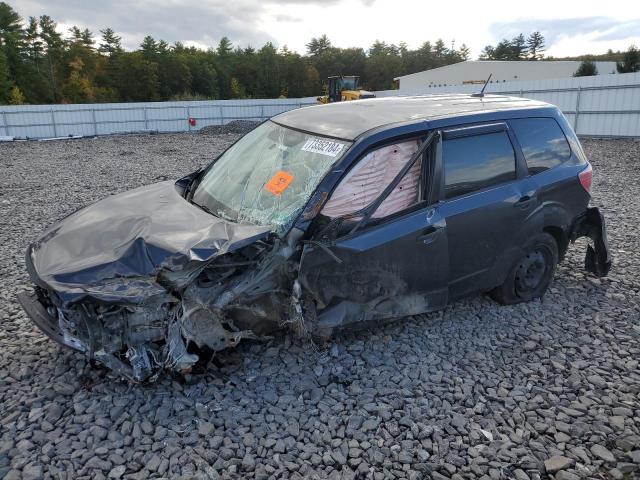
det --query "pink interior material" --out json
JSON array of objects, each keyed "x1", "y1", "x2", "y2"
[{"x1": 321, "y1": 140, "x2": 421, "y2": 219}]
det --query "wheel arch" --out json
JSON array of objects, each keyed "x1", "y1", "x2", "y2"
[{"x1": 543, "y1": 225, "x2": 569, "y2": 262}]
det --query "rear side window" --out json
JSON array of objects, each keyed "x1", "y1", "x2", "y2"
[
  {"x1": 510, "y1": 118, "x2": 571, "y2": 174},
  {"x1": 443, "y1": 131, "x2": 516, "y2": 199}
]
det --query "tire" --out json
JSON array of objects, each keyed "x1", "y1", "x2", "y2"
[{"x1": 490, "y1": 232, "x2": 558, "y2": 305}]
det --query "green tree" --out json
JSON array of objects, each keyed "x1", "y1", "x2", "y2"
[
  {"x1": 185, "y1": 54, "x2": 218, "y2": 98},
  {"x1": 39, "y1": 15, "x2": 64, "y2": 102},
  {"x1": 0, "y1": 2, "x2": 24, "y2": 95},
  {"x1": 0, "y1": 47, "x2": 10, "y2": 102},
  {"x1": 574, "y1": 59, "x2": 598, "y2": 77},
  {"x1": 111, "y1": 52, "x2": 158, "y2": 101},
  {"x1": 217, "y1": 36, "x2": 232, "y2": 56},
  {"x1": 511, "y1": 34, "x2": 527, "y2": 60},
  {"x1": 140, "y1": 35, "x2": 158, "y2": 59},
  {"x1": 365, "y1": 40, "x2": 402, "y2": 90},
  {"x1": 8, "y1": 84, "x2": 24, "y2": 103},
  {"x1": 0, "y1": 4, "x2": 487, "y2": 103},
  {"x1": 25, "y1": 17, "x2": 42, "y2": 61},
  {"x1": 80, "y1": 28, "x2": 94, "y2": 48},
  {"x1": 99, "y1": 28, "x2": 122, "y2": 56},
  {"x1": 157, "y1": 53, "x2": 191, "y2": 99},
  {"x1": 303, "y1": 64, "x2": 320, "y2": 97},
  {"x1": 306, "y1": 34, "x2": 332, "y2": 56},
  {"x1": 459, "y1": 43, "x2": 471, "y2": 61},
  {"x1": 527, "y1": 31, "x2": 545, "y2": 60},
  {"x1": 616, "y1": 45, "x2": 640, "y2": 73},
  {"x1": 62, "y1": 57, "x2": 95, "y2": 102},
  {"x1": 479, "y1": 45, "x2": 494, "y2": 60},
  {"x1": 255, "y1": 42, "x2": 280, "y2": 98},
  {"x1": 229, "y1": 76, "x2": 245, "y2": 98}
]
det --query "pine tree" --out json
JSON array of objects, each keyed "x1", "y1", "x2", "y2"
[
  {"x1": 0, "y1": 1, "x2": 23, "y2": 45},
  {"x1": 0, "y1": 47, "x2": 10, "y2": 103},
  {"x1": 459, "y1": 44, "x2": 471, "y2": 60},
  {"x1": 25, "y1": 17, "x2": 42, "y2": 64},
  {"x1": 0, "y1": 2, "x2": 25, "y2": 93},
  {"x1": 511, "y1": 34, "x2": 527, "y2": 60},
  {"x1": 140, "y1": 36, "x2": 158, "y2": 58},
  {"x1": 574, "y1": 60, "x2": 597, "y2": 77},
  {"x1": 217, "y1": 37, "x2": 232, "y2": 56},
  {"x1": 39, "y1": 15, "x2": 64, "y2": 102},
  {"x1": 80, "y1": 29, "x2": 94, "y2": 48},
  {"x1": 527, "y1": 31, "x2": 545, "y2": 60},
  {"x1": 99, "y1": 28, "x2": 122, "y2": 55},
  {"x1": 479, "y1": 45, "x2": 495, "y2": 60},
  {"x1": 306, "y1": 35, "x2": 332, "y2": 56},
  {"x1": 616, "y1": 45, "x2": 640, "y2": 73},
  {"x1": 69, "y1": 26, "x2": 83, "y2": 44}
]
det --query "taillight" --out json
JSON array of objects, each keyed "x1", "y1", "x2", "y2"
[{"x1": 579, "y1": 163, "x2": 593, "y2": 193}]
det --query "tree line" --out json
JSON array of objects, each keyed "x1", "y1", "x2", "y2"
[
  {"x1": 479, "y1": 32, "x2": 546, "y2": 61},
  {"x1": 478, "y1": 31, "x2": 640, "y2": 76},
  {"x1": 0, "y1": 2, "x2": 471, "y2": 105}
]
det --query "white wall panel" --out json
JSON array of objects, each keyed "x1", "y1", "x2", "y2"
[{"x1": 1, "y1": 74, "x2": 638, "y2": 138}]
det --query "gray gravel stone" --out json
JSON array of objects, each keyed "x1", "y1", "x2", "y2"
[
  {"x1": 108, "y1": 465, "x2": 126, "y2": 479},
  {"x1": 555, "y1": 471, "x2": 580, "y2": 480},
  {"x1": 590, "y1": 444, "x2": 615, "y2": 463},
  {"x1": 1, "y1": 135, "x2": 639, "y2": 479},
  {"x1": 544, "y1": 456, "x2": 575, "y2": 473}
]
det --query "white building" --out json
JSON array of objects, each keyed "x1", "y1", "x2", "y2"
[{"x1": 394, "y1": 60, "x2": 618, "y2": 92}]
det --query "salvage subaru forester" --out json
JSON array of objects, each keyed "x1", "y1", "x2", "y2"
[{"x1": 18, "y1": 94, "x2": 611, "y2": 382}]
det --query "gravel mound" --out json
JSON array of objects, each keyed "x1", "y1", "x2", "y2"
[
  {"x1": 199, "y1": 120, "x2": 261, "y2": 136},
  {"x1": 1, "y1": 135, "x2": 639, "y2": 479}
]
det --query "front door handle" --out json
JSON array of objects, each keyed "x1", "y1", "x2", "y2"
[{"x1": 418, "y1": 226, "x2": 443, "y2": 245}]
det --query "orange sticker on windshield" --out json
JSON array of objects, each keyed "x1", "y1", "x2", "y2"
[{"x1": 264, "y1": 171, "x2": 294, "y2": 196}]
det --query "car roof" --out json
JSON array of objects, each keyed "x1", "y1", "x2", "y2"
[{"x1": 272, "y1": 94, "x2": 553, "y2": 141}]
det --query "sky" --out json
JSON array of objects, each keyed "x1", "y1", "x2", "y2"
[{"x1": 14, "y1": 0, "x2": 640, "y2": 58}]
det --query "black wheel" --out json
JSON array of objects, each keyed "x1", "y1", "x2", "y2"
[{"x1": 490, "y1": 233, "x2": 558, "y2": 305}]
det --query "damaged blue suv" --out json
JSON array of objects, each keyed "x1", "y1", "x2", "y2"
[{"x1": 18, "y1": 94, "x2": 611, "y2": 381}]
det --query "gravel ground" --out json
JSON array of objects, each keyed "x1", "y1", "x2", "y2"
[{"x1": 0, "y1": 134, "x2": 639, "y2": 480}]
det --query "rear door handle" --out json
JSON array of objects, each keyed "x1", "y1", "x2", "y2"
[{"x1": 418, "y1": 226, "x2": 443, "y2": 245}]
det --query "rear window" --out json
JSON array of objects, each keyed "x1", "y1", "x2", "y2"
[
  {"x1": 443, "y1": 131, "x2": 516, "y2": 199},
  {"x1": 510, "y1": 118, "x2": 571, "y2": 174}
]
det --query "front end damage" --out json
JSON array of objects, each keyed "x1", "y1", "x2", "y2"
[
  {"x1": 18, "y1": 234, "x2": 305, "y2": 382},
  {"x1": 17, "y1": 181, "x2": 311, "y2": 382}
]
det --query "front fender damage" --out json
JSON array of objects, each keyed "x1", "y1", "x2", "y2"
[{"x1": 21, "y1": 230, "x2": 310, "y2": 383}]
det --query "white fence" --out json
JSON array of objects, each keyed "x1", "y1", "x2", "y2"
[
  {"x1": 1, "y1": 71, "x2": 640, "y2": 139},
  {"x1": 0, "y1": 97, "x2": 317, "y2": 140},
  {"x1": 377, "y1": 71, "x2": 640, "y2": 137}
]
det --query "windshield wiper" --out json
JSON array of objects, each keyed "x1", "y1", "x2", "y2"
[{"x1": 192, "y1": 201, "x2": 231, "y2": 222}]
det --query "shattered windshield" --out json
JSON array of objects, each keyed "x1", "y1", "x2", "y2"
[{"x1": 192, "y1": 121, "x2": 350, "y2": 232}]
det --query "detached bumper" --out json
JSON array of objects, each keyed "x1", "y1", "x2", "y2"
[{"x1": 572, "y1": 207, "x2": 612, "y2": 277}]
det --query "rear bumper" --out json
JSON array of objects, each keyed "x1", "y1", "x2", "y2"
[{"x1": 571, "y1": 207, "x2": 612, "y2": 277}]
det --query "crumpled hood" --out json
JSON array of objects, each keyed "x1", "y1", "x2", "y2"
[{"x1": 28, "y1": 181, "x2": 273, "y2": 305}]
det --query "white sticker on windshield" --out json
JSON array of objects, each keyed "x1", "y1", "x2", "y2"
[{"x1": 301, "y1": 138, "x2": 344, "y2": 157}]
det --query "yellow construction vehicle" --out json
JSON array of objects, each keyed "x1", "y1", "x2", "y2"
[{"x1": 317, "y1": 75, "x2": 376, "y2": 104}]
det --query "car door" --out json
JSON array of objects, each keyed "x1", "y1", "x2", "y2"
[
  {"x1": 434, "y1": 122, "x2": 539, "y2": 300},
  {"x1": 298, "y1": 133, "x2": 449, "y2": 331}
]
